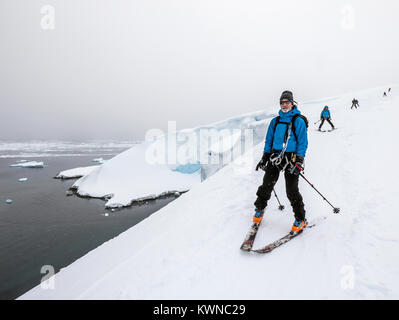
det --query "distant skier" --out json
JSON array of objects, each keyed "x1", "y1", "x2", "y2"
[
  {"x1": 383, "y1": 92, "x2": 387, "y2": 97},
  {"x1": 388, "y1": 88, "x2": 392, "y2": 94},
  {"x1": 254, "y1": 90, "x2": 309, "y2": 234},
  {"x1": 351, "y1": 98, "x2": 359, "y2": 109},
  {"x1": 318, "y1": 106, "x2": 335, "y2": 131}
]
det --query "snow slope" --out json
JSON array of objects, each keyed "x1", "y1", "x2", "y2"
[{"x1": 20, "y1": 86, "x2": 399, "y2": 299}]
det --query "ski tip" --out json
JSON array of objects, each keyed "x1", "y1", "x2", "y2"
[
  {"x1": 240, "y1": 242, "x2": 253, "y2": 252},
  {"x1": 240, "y1": 245, "x2": 251, "y2": 251},
  {"x1": 252, "y1": 249, "x2": 269, "y2": 254},
  {"x1": 253, "y1": 247, "x2": 275, "y2": 254}
]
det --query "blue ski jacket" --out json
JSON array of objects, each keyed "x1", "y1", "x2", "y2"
[
  {"x1": 321, "y1": 108, "x2": 331, "y2": 118},
  {"x1": 264, "y1": 106, "x2": 308, "y2": 158}
]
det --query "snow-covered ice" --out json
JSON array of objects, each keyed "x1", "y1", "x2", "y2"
[
  {"x1": 20, "y1": 85, "x2": 399, "y2": 299},
  {"x1": 67, "y1": 110, "x2": 274, "y2": 208},
  {"x1": 55, "y1": 166, "x2": 99, "y2": 180},
  {"x1": 92, "y1": 158, "x2": 105, "y2": 164},
  {"x1": 71, "y1": 142, "x2": 202, "y2": 208},
  {"x1": 18, "y1": 178, "x2": 28, "y2": 182},
  {"x1": 10, "y1": 161, "x2": 44, "y2": 168}
]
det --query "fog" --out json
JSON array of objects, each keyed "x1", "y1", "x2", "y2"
[{"x1": 1, "y1": 0, "x2": 398, "y2": 141}]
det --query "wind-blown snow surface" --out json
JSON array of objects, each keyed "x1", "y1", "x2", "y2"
[{"x1": 21, "y1": 86, "x2": 399, "y2": 299}]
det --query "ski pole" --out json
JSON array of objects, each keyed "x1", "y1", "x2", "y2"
[
  {"x1": 299, "y1": 173, "x2": 340, "y2": 214},
  {"x1": 314, "y1": 119, "x2": 321, "y2": 125},
  {"x1": 273, "y1": 188, "x2": 285, "y2": 211}
]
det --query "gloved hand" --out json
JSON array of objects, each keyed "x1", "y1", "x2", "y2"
[
  {"x1": 256, "y1": 152, "x2": 270, "y2": 171},
  {"x1": 289, "y1": 155, "x2": 304, "y2": 176}
]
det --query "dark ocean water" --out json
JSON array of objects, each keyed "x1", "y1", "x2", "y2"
[{"x1": 0, "y1": 148, "x2": 178, "y2": 300}]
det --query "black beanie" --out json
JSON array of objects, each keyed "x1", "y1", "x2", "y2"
[{"x1": 280, "y1": 90, "x2": 294, "y2": 104}]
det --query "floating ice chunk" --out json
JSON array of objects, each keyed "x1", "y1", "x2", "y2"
[
  {"x1": 18, "y1": 178, "x2": 28, "y2": 182},
  {"x1": 92, "y1": 158, "x2": 105, "y2": 164},
  {"x1": 5, "y1": 199, "x2": 13, "y2": 204},
  {"x1": 10, "y1": 161, "x2": 44, "y2": 168},
  {"x1": 104, "y1": 213, "x2": 109, "y2": 217}
]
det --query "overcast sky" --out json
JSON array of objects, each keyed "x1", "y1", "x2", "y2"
[{"x1": 1, "y1": 0, "x2": 398, "y2": 141}]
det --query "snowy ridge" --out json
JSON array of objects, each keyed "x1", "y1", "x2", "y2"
[{"x1": 20, "y1": 86, "x2": 399, "y2": 299}]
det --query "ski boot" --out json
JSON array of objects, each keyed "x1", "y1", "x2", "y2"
[
  {"x1": 290, "y1": 219, "x2": 308, "y2": 235},
  {"x1": 253, "y1": 210, "x2": 265, "y2": 224}
]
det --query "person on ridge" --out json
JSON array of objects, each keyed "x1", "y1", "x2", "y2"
[
  {"x1": 351, "y1": 98, "x2": 359, "y2": 109},
  {"x1": 318, "y1": 106, "x2": 335, "y2": 131},
  {"x1": 253, "y1": 90, "x2": 309, "y2": 235}
]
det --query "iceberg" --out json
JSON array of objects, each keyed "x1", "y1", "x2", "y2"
[
  {"x1": 68, "y1": 108, "x2": 275, "y2": 208},
  {"x1": 92, "y1": 157, "x2": 105, "y2": 164},
  {"x1": 10, "y1": 161, "x2": 44, "y2": 168}
]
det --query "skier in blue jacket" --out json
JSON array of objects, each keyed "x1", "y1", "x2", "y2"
[
  {"x1": 318, "y1": 106, "x2": 335, "y2": 131},
  {"x1": 351, "y1": 98, "x2": 359, "y2": 109},
  {"x1": 253, "y1": 90, "x2": 309, "y2": 234}
]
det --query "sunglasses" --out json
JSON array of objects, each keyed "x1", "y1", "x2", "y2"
[{"x1": 280, "y1": 101, "x2": 292, "y2": 106}]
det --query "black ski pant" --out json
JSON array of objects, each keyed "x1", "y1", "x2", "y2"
[
  {"x1": 351, "y1": 103, "x2": 358, "y2": 109},
  {"x1": 319, "y1": 118, "x2": 335, "y2": 130},
  {"x1": 254, "y1": 162, "x2": 306, "y2": 221}
]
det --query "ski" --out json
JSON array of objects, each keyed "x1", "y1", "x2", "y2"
[
  {"x1": 240, "y1": 221, "x2": 262, "y2": 252},
  {"x1": 316, "y1": 128, "x2": 337, "y2": 133},
  {"x1": 252, "y1": 217, "x2": 326, "y2": 254}
]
